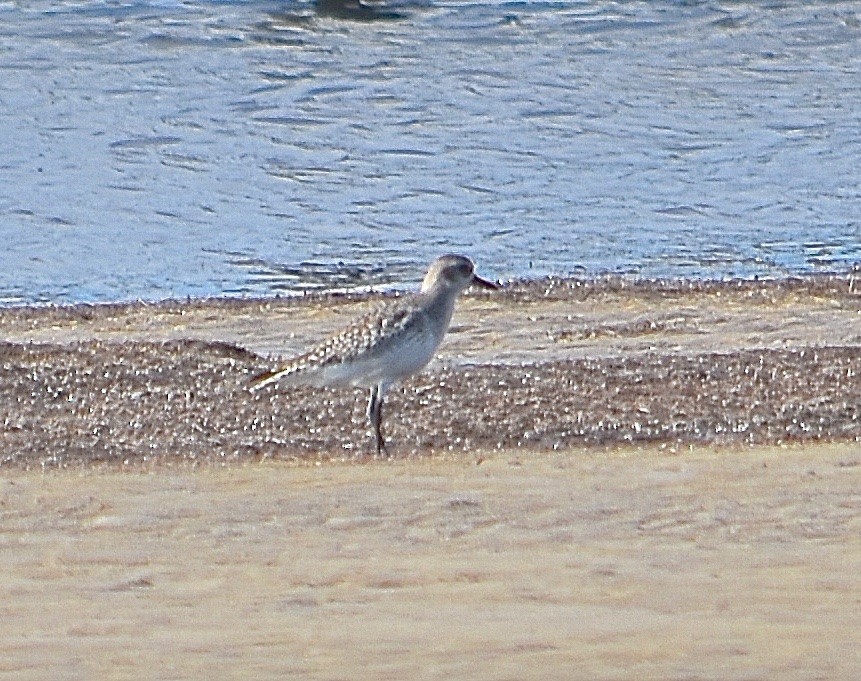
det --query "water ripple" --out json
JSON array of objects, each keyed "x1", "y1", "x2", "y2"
[{"x1": 1, "y1": 0, "x2": 859, "y2": 303}]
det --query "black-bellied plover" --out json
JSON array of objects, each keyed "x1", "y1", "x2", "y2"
[{"x1": 250, "y1": 254, "x2": 499, "y2": 454}]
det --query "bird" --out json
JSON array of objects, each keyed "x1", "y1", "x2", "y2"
[
  {"x1": 314, "y1": 0, "x2": 405, "y2": 21},
  {"x1": 250, "y1": 255, "x2": 499, "y2": 455}
]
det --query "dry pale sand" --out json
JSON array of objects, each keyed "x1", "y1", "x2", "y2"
[
  {"x1": 1, "y1": 277, "x2": 860, "y2": 679},
  {"x1": 2, "y1": 444, "x2": 860, "y2": 680}
]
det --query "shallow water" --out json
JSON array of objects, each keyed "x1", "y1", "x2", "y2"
[{"x1": 1, "y1": 0, "x2": 860, "y2": 304}]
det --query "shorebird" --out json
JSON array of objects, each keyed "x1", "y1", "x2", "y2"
[{"x1": 250, "y1": 255, "x2": 499, "y2": 454}]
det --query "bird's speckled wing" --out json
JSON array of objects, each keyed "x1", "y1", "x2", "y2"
[{"x1": 250, "y1": 296, "x2": 434, "y2": 389}]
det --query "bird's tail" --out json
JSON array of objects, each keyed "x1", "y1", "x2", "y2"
[{"x1": 248, "y1": 366, "x2": 293, "y2": 391}]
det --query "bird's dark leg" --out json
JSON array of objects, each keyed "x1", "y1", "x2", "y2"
[{"x1": 366, "y1": 384, "x2": 386, "y2": 455}]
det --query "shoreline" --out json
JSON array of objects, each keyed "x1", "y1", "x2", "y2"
[
  {"x1": 0, "y1": 275, "x2": 859, "y2": 468},
  {"x1": 2, "y1": 270, "x2": 859, "y2": 314}
]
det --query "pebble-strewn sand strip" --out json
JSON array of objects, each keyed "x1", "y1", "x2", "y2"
[{"x1": 1, "y1": 338, "x2": 858, "y2": 468}]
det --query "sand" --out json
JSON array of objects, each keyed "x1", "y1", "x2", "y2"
[
  {"x1": 2, "y1": 444, "x2": 860, "y2": 680},
  {"x1": 1, "y1": 276, "x2": 860, "y2": 678},
  {"x1": 1, "y1": 276, "x2": 859, "y2": 466}
]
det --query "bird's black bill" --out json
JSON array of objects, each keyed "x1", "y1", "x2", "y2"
[{"x1": 471, "y1": 274, "x2": 501, "y2": 290}]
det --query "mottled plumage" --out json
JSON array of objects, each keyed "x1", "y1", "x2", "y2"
[{"x1": 251, "y1": 255, "x2": 498, "y2": 454}]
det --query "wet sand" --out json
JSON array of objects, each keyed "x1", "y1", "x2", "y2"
[
  {"x1": 1, "y1": 276, "x2": 859, "y2": 466},
  {"x1": 1, "y1": 277, "x2": 860, "y2": 678}
]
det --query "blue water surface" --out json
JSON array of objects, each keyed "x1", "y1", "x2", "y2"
[{"x1": 0, "y1": 0, "x2": 859, "y2": 303}]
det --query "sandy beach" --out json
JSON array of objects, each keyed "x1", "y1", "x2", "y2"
[{"x1": 1, "y1": 277, "x2": 860, "y2": 679}]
